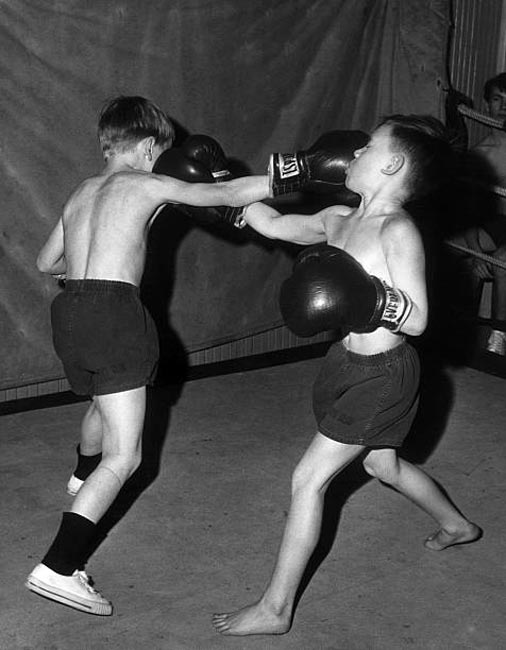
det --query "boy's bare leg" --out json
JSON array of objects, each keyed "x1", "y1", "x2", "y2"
[
  {"x1": 362, "y1": 449, "x2": 481, "y2": 551},
  {"x1": 213, "y1": 433, "x2": 364, "y2": 636},
  {"x1": 71, "y1": 387, "x2": 146, "y2": 523},
  {"x1": 79, "y1": 401, "x2": 103, "y2": 456}
]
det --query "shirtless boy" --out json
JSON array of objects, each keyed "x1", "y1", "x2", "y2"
[
  {"x1": 212, "y1": 115, "x2": 482, "y2": 636},
  {"x1": 27, "y1": 95, "x2": 270, "y2": 615}
]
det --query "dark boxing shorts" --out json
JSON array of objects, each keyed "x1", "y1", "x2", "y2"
[
  {"x1": 51, "y1": 280, "x2": 159, "y2": 396},
  {"x1": 312, "y1": 341, "x2": 420, "y2": 448}
]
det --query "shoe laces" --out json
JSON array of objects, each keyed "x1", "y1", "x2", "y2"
[{"x1": 75, "y1": 570, "x2": 104, "y2": 597}]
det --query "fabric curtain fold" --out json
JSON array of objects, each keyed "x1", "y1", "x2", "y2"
[{"x1": 0, "y1": 0, "x2": 448, "y2": 389}]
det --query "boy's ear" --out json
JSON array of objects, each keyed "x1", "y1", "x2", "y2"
[
  {"x1": 381, "y1": 154, "x2": 405, "y2": 175},
  {"x1": 143, "y1": 136, "x2": 155, "y2": 161}
]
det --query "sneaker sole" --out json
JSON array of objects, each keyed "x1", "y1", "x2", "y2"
[{"x1": 26, "y1": 576, "x2": 113, "y2": 616}]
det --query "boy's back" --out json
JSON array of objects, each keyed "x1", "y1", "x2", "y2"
[{"x1": 63, "y1": 170, "x2": 164, "y2": 286}]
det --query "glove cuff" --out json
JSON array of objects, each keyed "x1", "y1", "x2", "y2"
[
  {"x1": 268, "y1": 152, "x2": 308, "y2": 196},
  {"x1": 377, "y1": 281, "x2": 413, "y2": 332},
  {"x1": 219, "y1": 205, "x2": 247, "y2": 228},
  {"x1": 212, "y1": 169, "x2": 233, "y2": 182},
  {"x1": 354, "y1": 279, "x2": 412, "y2": 334}
]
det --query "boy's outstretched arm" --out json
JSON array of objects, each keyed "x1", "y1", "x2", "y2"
[
  {"x1": 241, "y1": 202, "x2": 338, "y2": 245},
  {"x1": 151, "y1": 173, "x2": 271, "y2": 209}
]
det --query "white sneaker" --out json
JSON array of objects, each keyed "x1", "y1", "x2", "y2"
[
  {"x1": 26, "y1": 563, "x2": 113, "y2": 616},
  {"x1": 486, "y1": 329, "x2": 506, "y2": 355},
  {"x1": 66, "y1": 474, "x2": 84, "y2": 496}
]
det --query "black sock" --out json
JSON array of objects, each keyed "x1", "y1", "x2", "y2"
[
  {"x1": 42, "y1": 512, "x2": 97, "y2": 575},
  {"x1": 74, "y1": 444, "x2": 102, "y2": 480}
]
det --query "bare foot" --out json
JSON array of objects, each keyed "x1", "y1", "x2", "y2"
[
  {"x1": 212, "y1": 600, "x2": 291, "y2": 636},
  {"x1": 424, "y1": 522, "x2": 482, "y2": 551}
]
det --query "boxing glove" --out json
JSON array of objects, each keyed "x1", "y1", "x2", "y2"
[
  {"x1": 181, "y1": 134, "x2": 233, "y2": 181},
  {"x1": 153, "y1": 148, "x2": 214, "y2": 182},
  {"x1": 153, "y1": 147, "x2": 244, "y2": 228},
  {"x1": 279, "y1": 244, "x2": 412, "y2": 337},
  {"x1": 181, "y1": 134, "x2": 246, "y2": 227},
  {"x1": 269, "y1": 130, "x2": 370, "y2": 197}
]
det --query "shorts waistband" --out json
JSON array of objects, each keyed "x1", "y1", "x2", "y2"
[
  {"x1": 64, "y1": 279, "x2": 139, "y2": 294},
  {"x1": 339, "y1": 340, "x2": 410, "y2": 366}
]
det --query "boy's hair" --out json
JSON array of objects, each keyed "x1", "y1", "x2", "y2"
[
  {"x1": 98, "y1": 96, "x2": 175, "y2": 158},
  {"x1": 483, "y1": 72, "x2": 506, "y2": 103},
  {"x1": 377, "y1": 114, "x2": 455, "y2": 200}
]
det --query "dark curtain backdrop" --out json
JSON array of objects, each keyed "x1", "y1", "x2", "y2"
[{"x1": 0, "y1": 0, "x2": 449, "y2": 389}]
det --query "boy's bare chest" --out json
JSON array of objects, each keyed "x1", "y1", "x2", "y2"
[{"x1": 324, "y1": 216, "x2": 383, "y2": 269}]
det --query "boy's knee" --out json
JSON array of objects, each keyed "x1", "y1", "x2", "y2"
[
  {"x1": 362, "y1": 457, "x2": 398, "y2": 484},
  {"x1": 291, "y1": 460, "x2": 317, "y2": 494},
  {"x1": 102, "y1": 449, "x2": 142, "y2": 482},
  {"x1": 362, "y1": 457, "x2": 380, "y2": 479}
]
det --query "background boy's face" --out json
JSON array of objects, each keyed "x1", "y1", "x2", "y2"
[{"x1": 487, "y1": 86, "x2": 506, "y2": 119}]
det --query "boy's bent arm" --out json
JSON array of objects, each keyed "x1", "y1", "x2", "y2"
[
  {"x1": 382, "y1": 218, "x2": 428, "y2": 337},
  {"x1": 242, "y1": 202, "x2": 328, "y2": 245},
  {"x1": 37, "y1": 218, "x2": 66, "y2": 276}
]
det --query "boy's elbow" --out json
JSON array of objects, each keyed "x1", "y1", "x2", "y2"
[
  {"x1": 404, "y1": 322, "x2": 426, "y2": 337},
  {"x1": 402, "y1": 311, "x2": 427, "y2": 337},
  {"x1": 36, "y1": 252, "x2": 55, "y2": 274},
  {"x1": 36, "y1": 255, "x2": 48, "y2": 273}
]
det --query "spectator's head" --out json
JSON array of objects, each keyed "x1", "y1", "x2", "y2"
[{"x1": 483, "y1": 73, "x2": 506, "y2": 118}]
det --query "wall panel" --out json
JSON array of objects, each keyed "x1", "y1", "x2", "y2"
[{"x1": 448, "y1": 0, "x2": 505, "y2": 145}]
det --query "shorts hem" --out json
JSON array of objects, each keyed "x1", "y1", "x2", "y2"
[
  {"x1": 318, "y1": 427, "x2": 404, "y2": 448},
  {"x1": 71, "y1": 376, "x2": 155, "y2": 397}
]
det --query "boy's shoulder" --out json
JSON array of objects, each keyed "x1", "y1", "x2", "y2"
[
  {"x1": 379, "y1": 210, "x2": 417, "y2": 241},
  {"x1": 320, "y1": 203, "x2": 355, "y2": 219},
  {"x1": 319, "y1": 203, "x2": 355, "y2": 231},
  {"x1": 64, "y1": 169, "x2": 152, "y2": 214},
  {"x1": 86, "y1": 169, "x2": 156, "y2": 198}
]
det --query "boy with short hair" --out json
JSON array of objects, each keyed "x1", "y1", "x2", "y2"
[
  {"x1": 27, "y1": 95, "x2": 270, "y2": 615},
  {"x1": 212, "y1": 115, "x2": 481, "y2": 637}
]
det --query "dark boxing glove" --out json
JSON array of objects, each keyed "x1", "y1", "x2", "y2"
[
  {"x1": 279, "y1": 244, "x2": 412, "y2": 337},
  {"x1": 181, "y1": 134, "x2": 233, "y2": 181},
  {"x1": 269, "y1": 130, "x2": 370, "y2": 197},
  {"x1": 153, "y1": 146, "x2": 244, "y2": 228},
  {"x1": 152, "y1": 148, "x2": 218, "y2": 225},
  {"x1": 181, "y1": 134, "x2": 246, "y2": 228},
  {"x1": 153, "y1": 147, "x2": 214, "y2": 183}
]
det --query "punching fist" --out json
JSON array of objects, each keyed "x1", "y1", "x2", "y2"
[
  {"x1": 269, "y1": 130, "x2": 369, "y2": 197},
  {"x1": 181, "y1": 134, "x2": 233, "y2": 181},
  {"x1": 279, "y1": 244, "x2": 412, "y2": 337},
  {"x1": 153, "y1": 146, "x2": 245, "y2": 228},
  {"x1": 180, "y1": 134, "x2": 246, "y2": 226}
]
